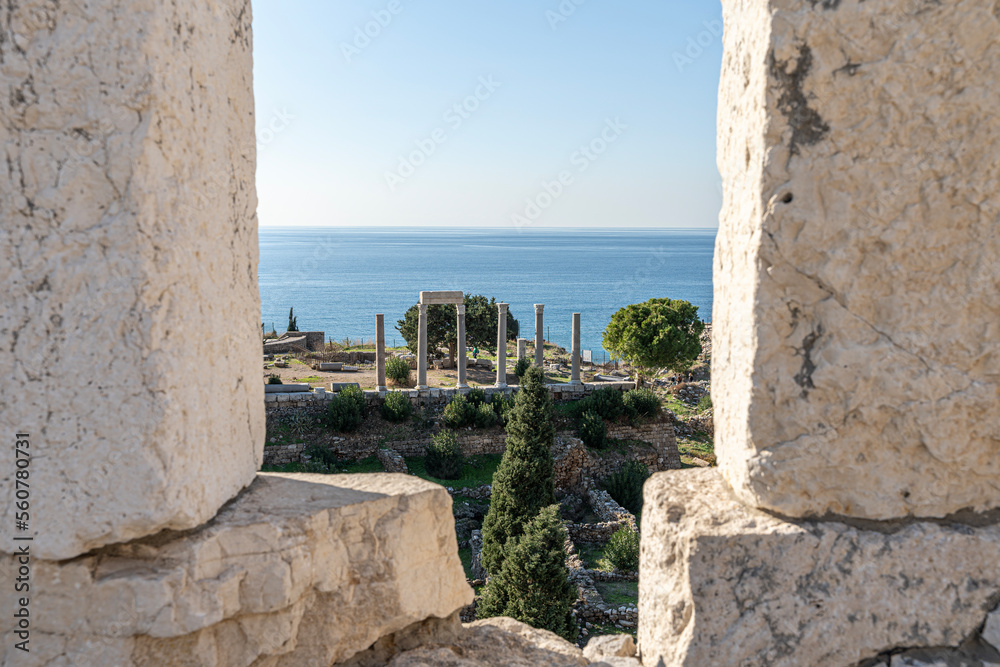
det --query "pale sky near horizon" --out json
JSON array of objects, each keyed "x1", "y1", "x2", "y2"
[{"x1": 252, "y1": 1, "x2": 724, "y2": 229}]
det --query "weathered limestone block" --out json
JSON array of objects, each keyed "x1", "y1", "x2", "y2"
[
  {"x1": 639, "y1": 470, "x2": 1000, "y2": 667},
  {"x1": 714, "y1": 0, "x2": 1000, "y2": 519},
  {"x1": 0, "y1": 474, "x2": 473, "y2": 666},
  {"x1": 387, "y1": 618, "x2": 588, "y2": 667},
  {"x1": 0, "y1": 0, "x2": 262, "y2": 559}
]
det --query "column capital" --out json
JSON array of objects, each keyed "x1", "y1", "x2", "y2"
[
  {"x1": 497, "y1": 302, "x2": 508, "y2": 313},
  {"x1": 534, "y1": 304, "x2": 544, "y2": 313},
  {"x1": 418, "y1": 303, "x2": 428, "y2": 313},
  {"x1": 456, "y1": 304, "x2": 466, "y2": 315}
]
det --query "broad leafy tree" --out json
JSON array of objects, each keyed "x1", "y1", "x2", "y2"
[
  {"x1": 396, "y1": 294, "x2": 519, "y2": 362},
  {"x1": 479, "y1": 366, "x2": 556, "y2": 574},
  {"x1": 602, "y1": 298, "x2": 703, "y2": 379}
]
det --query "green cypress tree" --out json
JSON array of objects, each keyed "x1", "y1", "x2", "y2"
[
  {"x1": 477, "y1": 505, "x2": 578, "y2": 641},
  {"x1": 480, "y1": 365, "x2": 556, "y2": 574}
]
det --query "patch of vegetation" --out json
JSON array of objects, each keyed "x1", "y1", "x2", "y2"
[
  {"x1": 603, "y1": 297, "x2": 704, "y2": 381},
  {"x1": 478, "y1": 505, "x2": 578, "y2": 641},
  {"x1": 386, "y1": 356, "x2": 412, "y2": 385},
  {"x1": 663, "y1": 394, "x2": 696, "y2": 418},
  {"x1": 603, "y1": 524, "x2": 640, "y2": 571},
  {"x1": 677, "y1": 436, "x2": 716, "y2": 466},
  {"x1": 305, "y1": 443, "x2": 338, "y2": 466},
  {"x1": 579, "y1": 410, "x2": 607, "y2": 450},
  {"x1": 295, "y1": 376, "x2": 322, "y2": 384},
  {"x1": 458, "y1": 546, "x2": 474, "y2": 579},
  {"x1": 601, "y1": 461, "x2": 650, "y2": 517},
  {"x1": 514, "y1": 358, "x2": 531, "y2": 379},
  {"x1": 267, "y1": 374, "x2": 283, "y2": 385},
  {"x1": 425, "y1": 430, "x2": 464, "y2": 480},
  {"x1": 381, "y1": 391, "x2": 413, "y2": 422},
  {"x1": 405, "y1": 454, "x2": 502, "y2": 488},
  {"x1": 594, "y1": 581, "x2": 638, "y2": 607},
  {"x1": 325, "y1": 385, "x2": 366, "y2": 433},
  {"x1": 467, "y1": 387, "x2": 487, "y2": 406},
  {"x1": 696, "y1": 393, "x2": 712, "y2": 413},
  {"x1": 474, "y1": 401, "x2": 497, "y2": 428},
  {"x1": 260, "y1": 455, "x2": 384, "y2": 475},
  {"x1": 623, "y1": 387, "x2": 661, "y2": 421},
  {"x1": 443, "y1": 394, "x2": 475, "y2": 428}
]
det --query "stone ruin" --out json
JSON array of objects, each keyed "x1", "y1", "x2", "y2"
[{"x1": 0, "y1": 0, "x2": 997, "y2": 665}]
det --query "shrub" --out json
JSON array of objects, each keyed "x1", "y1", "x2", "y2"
[
  {"x1": 491, "y1": 392, "x2": 515, "y2": 426},
  {"x1": 474, "y1": 400, "x2": 497, "y2": 428},
  {"x1": 467, "y1": 387, "x2": 487, "y2": 407},
  {"x1": 604, "y1": 524, "x2": 640, "y2": 572},
  {"x1": 480, "y1": 366, "x2": 556, "y2": 574},
  {"x1": 443, "y1": 394, "x2": 475, "y2": 428},
  {"x1": 696, "y1": 393, "x2": 713, "y2": 413},
  {"x1": 601, "y1": 460, "x2": 650, "y2": 517},
  {"x1": 305, "y1": 443, "x2": 338, "y2": 467},
  {"x1": 385, "y1": 356, "x2": 412, "y2": 385},
  {"x1": 267, "y1": 374, "x2": 283, "y2": 385},
  {"x1": 381, "y1": 391, "x2": 413, "y2": 422},
  {"x1": 624, "y1": 387, "x2": 661, "y2": 421},
  {"x1": 514, "y1": 358, "x2": 531, "y2": 379},
  {"x1": 589, "y1": 386, "x2": 625, "y2": 421},
  {"x1": 327, "y1": 385, "x2": 365, "y2": 432},
  {"x1": 477, "y1": 505, "x2": 578, "y2": 641},
  {"x1": 425, "y1": 430, "x2": 463, "y2": 480},
  {"x1": 578, "y1": 410, "x2": 606, "y2": 449}
]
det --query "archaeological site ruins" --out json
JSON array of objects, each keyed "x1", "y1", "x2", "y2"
[{"x1": 1, "y1": 0, "x2": 997, "y2": 665}]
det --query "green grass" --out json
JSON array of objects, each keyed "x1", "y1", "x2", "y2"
[
  {"x1": 663, "y1": 394, "x2": 696, "y2": 417},
  {"x1": 595, "y1": 581, "x2": 638, "y2": 607},
  {"x1": 458, "y1": 546, "x2": 473, "y2": 579},
  {"x1": 264, "y1": 424, "x2": 301, "y2": 447},
  {"x1": 405, "y1": 453, "x2": 502, "y2": 488},
  {"x1": 294, "y1": 376, "x2": 322, "y2": 384},
  {"x1": 677, "y1": 436, "x2": 716, "y2": 466},
  {"x1": 260, "y1": 455, "x2": 385, "y2": 475},
  {"x1": 577, "y1": 543, "x2": 615, "y2": 572}
]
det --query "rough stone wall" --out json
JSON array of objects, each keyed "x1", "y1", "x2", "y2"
[
  {"x1": 714, "y1": 0, "x2": 1000, "y2": 520},
  {"x1": 0, "y1": 0, "x2": 262, "y2": 559}
]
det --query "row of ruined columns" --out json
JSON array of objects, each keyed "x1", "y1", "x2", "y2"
[{"x1": 374, "y1": 302, "x2": 586, "y2": 389}]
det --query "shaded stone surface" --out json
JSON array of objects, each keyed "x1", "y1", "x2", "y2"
[
  {"x1": 638, "y1": 469, "x2": 1000, "y2": 667},
  {"x1": 0, "y1": 474, "x2": 473, "y2": 666},
  {"x1": 713, "y1": 0, "x2": 1000, "y2": 520}
]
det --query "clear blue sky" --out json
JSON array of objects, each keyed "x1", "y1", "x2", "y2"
[{"x1": 252, "y1": 1, "x2": 723, "y2": 228}]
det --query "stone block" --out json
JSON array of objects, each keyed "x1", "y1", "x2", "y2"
[
  {"x1": 419, "y1": 290, "x2": 464, "y2": 305},
  {"x1": 0, "y1": 0, "x2": 262, "y2": 560},
  {"x1": 264, "y1": 383, "x2": 311, "y2": 393},
  {"x1": 638, "y1": 469, "x2": 1000, "y2": 667},
  {"x1": 0, "y1": 473, "x2": 473, "y2": 666},
  {"x1": 713, "y1": 0, "x2": 1000, "y2": 520}
]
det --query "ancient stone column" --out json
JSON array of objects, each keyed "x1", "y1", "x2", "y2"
[
  {"x1": 457, "y1": 304, "x2": 468, "y2": 388},
  {"x1": 569, "y1": 313, "x2": 582, "y2": 385},
  {"x1": 375, "y1": 314, "x2": 387, "y2": 391},
  {"x1": 417, "y1": 303, "x2": 429, "y2": 389},
  {"x1": 517, "y1": 338, "x2": 527, "y2": 364},
  {"x1": 640, "y1": 2, "x2": 1000, "y2": 665},
  {"x1": 496, "y1": 303, "x2": 508, "y2": 388},
  {"x1": 534, "y1": 304, "x2": 545, "y2": 367},
  {"x1": 0, "y1": 0, "x2": 263, "y2": 561}
]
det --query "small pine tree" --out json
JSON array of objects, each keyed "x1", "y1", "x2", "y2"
[
  {"x1": 480, "y1": 366, "x2": 556, "y2": 574},
  {"x1": 287, "y1": 307, "x2": 299, "y2": 332},
  {"x1": 477, "y1": 505, "x2": 578, "y2": 641}
]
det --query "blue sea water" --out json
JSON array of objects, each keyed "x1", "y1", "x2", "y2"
[{"x1": 259, "y1": 227, "x2": 716, "y2": 357}]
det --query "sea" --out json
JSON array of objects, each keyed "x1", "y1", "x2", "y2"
[{"x1": 259, "y1": 227, "x2": 717, "y2": 359}]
